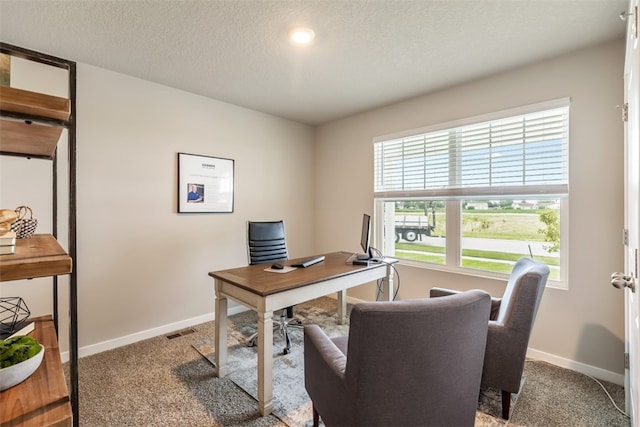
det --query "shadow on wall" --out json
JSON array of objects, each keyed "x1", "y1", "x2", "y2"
[{"x1": 575, "y1": 323, "x2": 625, "y2": 377}]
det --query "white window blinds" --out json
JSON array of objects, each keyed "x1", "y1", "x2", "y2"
[{"x1": 374, "y1": 101, "x2": 569, "y2": 199}]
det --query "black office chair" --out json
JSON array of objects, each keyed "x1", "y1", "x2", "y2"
[{"x1": 246, "y1": 220, "x2": 302, "y2": 354}]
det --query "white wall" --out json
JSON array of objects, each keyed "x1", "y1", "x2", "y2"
[
  {"x1": 315, "y1": 39, "x2": 626, "y2": 382},
  {"x1": 1, "y1": 62, "x2": 316, "y2": 355}
]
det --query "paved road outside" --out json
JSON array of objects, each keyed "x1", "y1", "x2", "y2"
[{"x1": 404, "y1": 235, "x2": 559, "y2": 258}]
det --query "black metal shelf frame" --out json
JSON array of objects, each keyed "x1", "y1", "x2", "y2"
[{"x1": 0, "y1": 42, "x2": 78, "y2": 427}]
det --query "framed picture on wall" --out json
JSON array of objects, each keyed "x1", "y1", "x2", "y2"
[{"x1": 177, "y1": 152, "x2": 234, "y2": 213}]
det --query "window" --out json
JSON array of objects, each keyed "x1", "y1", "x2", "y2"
[{"x1": 373, "y1": 99, "x2": 568, "y2": 286}]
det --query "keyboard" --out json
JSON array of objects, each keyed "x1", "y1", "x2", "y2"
[{"x1": 291, "y1": 255, "x2": 325, "y2": 268}]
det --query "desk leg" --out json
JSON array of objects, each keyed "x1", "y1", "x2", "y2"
[
  {"x1": 214, "y1": 281, "x2": 228, "y2": 377},
  {"x1": 257, "y1": 309, "x2": 274, "y2": 416},
  {"x1": 337, "y1": 289, "x2": 347, "y2": 324},
  {"x1": 384, "y1": 263, "x2": 395, "y2": 301}
]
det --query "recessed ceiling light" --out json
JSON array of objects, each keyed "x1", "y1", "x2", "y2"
[{"x1": 288, "y1": 26, "x2": 315, "y2": 45}]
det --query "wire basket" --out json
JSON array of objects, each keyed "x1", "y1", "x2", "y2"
[{"x1": 10, "y1": 206, "x2": 38, "y2": 239}]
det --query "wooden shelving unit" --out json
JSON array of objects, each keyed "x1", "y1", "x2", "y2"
[{"x1": 0, "y1": 43, "x2": 78, "y2": 427}]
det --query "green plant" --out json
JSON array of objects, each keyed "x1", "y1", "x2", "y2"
[
  {"x1": 0, "y1": 335, "x2": 42, "y2": 368},
  {"x1": 538, "y1": 209, "x2": 560, "y2": 253}
]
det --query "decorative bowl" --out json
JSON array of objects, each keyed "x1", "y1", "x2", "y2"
[{"x1": 0, "y1": 345, "x2": 44, "y2": 391}]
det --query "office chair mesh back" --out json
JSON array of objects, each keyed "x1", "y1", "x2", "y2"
[{"x1": 248, "y1": 221, "x2": 288, "y2": 265}]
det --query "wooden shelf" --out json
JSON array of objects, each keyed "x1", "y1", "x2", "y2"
[
  {"x1": 0, "y1": 86, "x2": 70, "y2": 121},
  {"x1": 0, "y1": 86, "x2": 70, "y2": 159},
  {"x1": 0, "y1": 234, "x2": 72, "y2": 282},
  {"x1": 0, "y1": 316, "x2": 72, "y2": 427},
  {"x1": 0, "y1": 119, "x2": 64, "y2": 159}
]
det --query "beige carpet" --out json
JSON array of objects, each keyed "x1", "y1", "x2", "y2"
[{"x1": 66, "y1": 296, "x2": 630, "y2": 427}]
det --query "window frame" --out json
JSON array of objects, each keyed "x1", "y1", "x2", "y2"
[{"x1": 372, "y1": 99, "x2": 570, "y2": 288}]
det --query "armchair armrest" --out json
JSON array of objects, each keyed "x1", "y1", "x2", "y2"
[
  {"x1": 484, "y1": 320, "x2": 527, "y2": 393},
  {"x1": 429, "y1": 287, "x2": 460, "y2": 298},
  {"x1": 304, "y1": 324, "x2": 347, "y2": 376},
  {"x1": 431, "y1": 287, "x2": 501, "y2": 319},
  {"x1": 489, "y1": 297, "x2": 502, "y2": 320},
  {"x1": 304, "y1": 325, "x2": 350, "y2": 421}
]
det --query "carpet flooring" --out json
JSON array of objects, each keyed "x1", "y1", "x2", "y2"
[{"x1": 66, "y1": 297, "x2": 630, "y2": 426}]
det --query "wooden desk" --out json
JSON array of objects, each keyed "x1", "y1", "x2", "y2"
[{"x1": 208, "y1": 251, "x2": 395, "y2": 416}]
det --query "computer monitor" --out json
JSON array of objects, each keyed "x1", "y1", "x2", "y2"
[{"x1": 357, "y1": 213, "x2": 373, "y2": 260}]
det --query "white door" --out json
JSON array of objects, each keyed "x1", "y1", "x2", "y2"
[{"x1": 617, "y1": 1, "x2": 640, "y2": 423}]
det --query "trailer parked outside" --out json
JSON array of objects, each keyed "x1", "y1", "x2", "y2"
[{"x1": 395, "y1": 215, "x2": 435, "y2": 242}]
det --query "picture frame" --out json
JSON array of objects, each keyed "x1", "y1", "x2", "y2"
[{"x1": 177, "y1": 152, "x2": 234, "y2": 213}]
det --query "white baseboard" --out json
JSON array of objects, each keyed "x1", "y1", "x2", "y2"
[
  {"x1": 526, "y1": 348, "x2": 624, "y2": 386},
  {"x1": 61, "y1": 296, "x2": 625, "y2": 388},
  {"x1": 60, "y1": 305, "x2": 246, "y2": 363}
]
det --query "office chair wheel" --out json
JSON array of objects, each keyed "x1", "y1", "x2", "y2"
[
  {"x1": 247, "y1": 337, "x2": 257, "y2": 347},
  {"x1": 283, "y1": 347, "x2": 290, "y2": 355}
]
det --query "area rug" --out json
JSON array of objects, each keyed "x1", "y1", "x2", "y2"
[{"x1": 193, "y1": 297, "x2": 521, "y2": 427}]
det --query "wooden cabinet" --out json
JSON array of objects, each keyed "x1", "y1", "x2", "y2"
[{"x1": 0, "y1": 43, "x2": 78, "y2": 427}]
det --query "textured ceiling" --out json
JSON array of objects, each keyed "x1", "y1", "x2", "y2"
[{"x1": 0, "y1": 0, "x2": 629, "y2": 125}]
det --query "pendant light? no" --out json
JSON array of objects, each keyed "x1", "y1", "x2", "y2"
[{"x1": 288, "y1": 26, "x2": 315, "y2": 45}]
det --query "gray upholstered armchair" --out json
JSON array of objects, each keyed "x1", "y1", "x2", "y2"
[
  {"x1": 430, "y1": 257, "x2": 550, "y2": 420},
  {"x1": 304, "y1": 290, "x2": 491, "y2": 427}
]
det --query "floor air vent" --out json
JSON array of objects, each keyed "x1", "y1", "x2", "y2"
[{"x1": 166, "y1": 327, "x2": 197, "y2": 340}]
